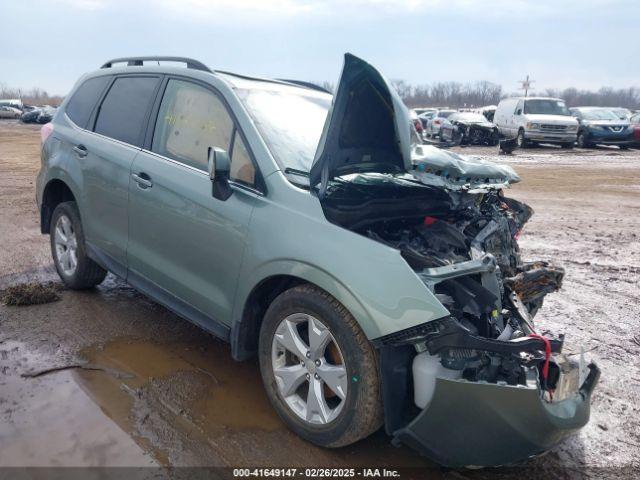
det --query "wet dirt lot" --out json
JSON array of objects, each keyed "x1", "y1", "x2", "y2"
[{"x1": 1, "y1": 120, "x2": 639, "y2": 476}]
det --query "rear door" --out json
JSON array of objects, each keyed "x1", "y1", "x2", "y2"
[
  {"x1": 77, "y1": 75, "x2": 161, "y2": 275},
  {"x1": 126, "y1": 78, "x2": 259, "y2": 333}
]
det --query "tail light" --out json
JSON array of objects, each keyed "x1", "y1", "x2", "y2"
[
  {"x1": 434, "y1": 119, "x2": 441, "y2": 125},
  {"x1": 40, "y1": 123, "x2": 54, "y2": 144}
]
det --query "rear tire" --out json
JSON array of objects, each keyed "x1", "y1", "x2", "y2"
[
  {"x1": 50, "y1": 202, "x2": 107, "y2": 289},
  {"x1": 259, "y1": 284, "x2": 383, "y2": 448}
]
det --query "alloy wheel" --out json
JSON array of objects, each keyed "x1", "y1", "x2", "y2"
[
  {"x1": 54, "y1": 214, "x2": 78, "y2": 276},
  {"x1": 271, "y1": 313, "x2": 348, "y2": 425}
]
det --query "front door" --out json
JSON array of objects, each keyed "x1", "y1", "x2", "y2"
[{"x1": 127, "y1": 78, "x2": 260, "y2": 330}]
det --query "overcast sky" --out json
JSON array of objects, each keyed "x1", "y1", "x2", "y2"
[{"x1": 1, "y1": 0, "x2": 638, "y2": 95}]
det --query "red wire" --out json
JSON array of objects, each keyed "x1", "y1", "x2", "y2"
[{"x1": 528, "y1": 333, "x2": 551, "y2": 381}]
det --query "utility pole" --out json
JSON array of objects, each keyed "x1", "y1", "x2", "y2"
[{"x1": 518, "y1": 75, "x2": 535, "y2": 97}]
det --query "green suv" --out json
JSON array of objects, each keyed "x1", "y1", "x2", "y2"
[{"x1": 37, "y1": 54, "x2": 599, "y2": 467}]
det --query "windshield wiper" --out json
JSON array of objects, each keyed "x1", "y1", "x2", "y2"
[{"x1": 284, "y1": 168, "x2": 309, "y2": 177}]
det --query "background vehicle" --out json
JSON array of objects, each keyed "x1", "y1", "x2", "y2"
[
  {"x1": 570, "y1": 107, "x2": 634, "y2": 149},
  {"x1": 418, "y1": 110, "x2": 435, "y2": 129},
  {"x1": 630, "y1": 112, "x2": 640, "y2": 147},
  {"x1": 424, "y1": 109, "x2": 455, "y2": 139},
  {"x1": 494, "y1": 97, "x2": 578, "y2": 148},
  {"x1": 440, "y1": 112, "x2": 499, "y2": 145},
  {"x1": 0, "y1": 106, "x2": 21, "y2": 119},
  {"x1": 20, "y1": 107, "x2": 42, "y2": 123},
  {"x1": 410, "y1": 109, "x2": 424, "y2": 135},
  {"x1": 476, "y1": 105, "x2": 497, "y2": 122},
  {"x1": 36, "y1": 54, "x2": 598, "y2": 468},
  {"x1": 36, "y1": 106, "x2": 56, "y2": 124}
]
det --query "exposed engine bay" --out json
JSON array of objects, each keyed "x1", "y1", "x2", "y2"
[{"x1": 319, "y1": 163, "x2": 580, "y2": 406}]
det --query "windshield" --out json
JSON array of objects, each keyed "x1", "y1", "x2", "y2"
[
  {"x1": 524, "y1": 99, "x2": 570, "y2": 116},
  {"x1": 237, "y1": 87, "x2": 331, "y2": 173},
  {"x1": 580, "y1": 109, "x2": 619, "y2": 121},
  {"x1": 438, "y1": 110, "x2": 455, "y2": 118}
]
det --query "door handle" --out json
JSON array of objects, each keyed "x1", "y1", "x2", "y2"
[
  {"x1": 73, "y1": 144, "x2": 88, "y2": 158},
  {"x1": 131, "y1": 172, "x2": 153, "y2": 189}
]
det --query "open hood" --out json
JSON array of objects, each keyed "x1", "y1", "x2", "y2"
[{"x1": 310, "y1": 54, "x2": 413, "y2": 195}]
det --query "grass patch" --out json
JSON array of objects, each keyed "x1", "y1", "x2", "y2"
[{"x1": 1, "y1": 281, "x2": 61, "y2": 306}]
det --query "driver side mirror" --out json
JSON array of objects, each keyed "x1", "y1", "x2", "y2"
[
  {"x1": 515, "y1": 109, "x2": 522, "y2": 115},
  {"x1": 207, "y1": 147, "x2": 233, "y2": 201}
]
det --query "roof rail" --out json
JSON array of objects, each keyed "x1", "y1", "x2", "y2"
[
  {"x1": 276, "y1": 79, "x2": 332, "y2": 94},
  {"x1": 100, "y1": 56, "x2": 212, "y2": 73}
]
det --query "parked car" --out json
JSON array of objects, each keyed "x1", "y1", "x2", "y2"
[
  {"x1": 0, "y1": 106, "x2": 22, "y2": 119},
  {"x1": 440, "y1": 112, "x2": 500, "y2": 145},
  {"x1": 418, "y1": 110, "x2": 435, "y2": 129},
  {"x1": 570, "y1": 107, "x2": 634, "y2": 149},
  {"x1": 21, "y1": 107, "x2": 42, "y2": 123},
  {"x1": 630, "y1": 112, "x2": 640, "y2": 147},
  {"x1": 37, "y1": 54, "x2": 599, "y2": 468},
  {"x1": 409, "y1": 109, "x2": 424, "y2": 135},
  {"x1": 494, "y1": 97, "x2": 578, "y2": 148},
  {"x1": 36, "y1": 106, "x2": 56, "y2": 124},
  {"x1": 476, "y1": 105, "x2": 497, "y2": 122},
  {"x1": 424, "y1": 109, "x2": 456, "y2": 139}
]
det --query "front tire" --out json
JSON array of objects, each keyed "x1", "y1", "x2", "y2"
[
  {"x1": 577, "y1": 132, "x2": 591, "y2": 148},
  {"x1": 516, "y1": 129, "x2": 526, "y2": 148},
  {"x1": 259, "y1": 284, "x2": 383, "y2": 448},
  {"x1": 50, "y1": 201, "x2": 107, "y2": 289}
]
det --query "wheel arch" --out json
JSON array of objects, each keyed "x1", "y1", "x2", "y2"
[
  {"x1": 40, "y1": 178, "x2": 78, "y2": 234},
  {"x1": 230, "y1": 264, "x2": 373, "y2": 361}
]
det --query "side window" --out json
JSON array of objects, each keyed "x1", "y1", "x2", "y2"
[
  {"x1": 94, "y1": 76, "x2": 159, "y2": 146},
  {"x1": 65, "y1": 76, "x2": 111, "y2": 128},
  {"x1": 152, "y1": 79, "x2": 233, "y2": 171},
  {"x1": 515, "y1": 100, "x2": 524, "y2": 114},
  {"x1": 230, "y1": 132, "x2": 256, "y2": 186}
]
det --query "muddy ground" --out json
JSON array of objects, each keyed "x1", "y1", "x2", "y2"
[{"x1": 1, "y1": 120, "x2": 639, "y2": 477}]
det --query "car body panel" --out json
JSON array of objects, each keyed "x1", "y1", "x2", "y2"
[
  {"x1": 393, "y1": 363, "x2": 600, "y2": 467},
  {"x1": 310, "y1": 54, "x2": 412, "y2": 190},
  {"x1": 411, "y1": 144, "x2": 520, "y2": 191},
  {"x1": 127, "y1": 148, "x2": 257, "y2": 328},
  {"x1": 232, "y1": 169, "x2": 451, "y2": 340}
]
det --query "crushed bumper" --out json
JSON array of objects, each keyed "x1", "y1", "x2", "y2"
[{"x1": 392, "y1": 363, "x2": 600, "y2": 468}]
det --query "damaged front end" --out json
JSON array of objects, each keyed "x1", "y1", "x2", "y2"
[
  {"x1": 312, "y1": 54, "x2": 599, "y2": 467},
  {"x1": 321, "y1": 167, "x2": 599, "y2": 466}
]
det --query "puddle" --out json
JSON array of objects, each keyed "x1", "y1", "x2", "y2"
[
  {"x1": 78, "y1": 337, "x2": 283, "y2": 432},
  {"x1": 0, "y1": 341, "x2": 155, "y2": 467},
  {"x1": 2, "y1": 333, "x2": 431, "y2": 467},
  {"x1": 74, "y1": 337, "x2": 431, "y2": 467}
]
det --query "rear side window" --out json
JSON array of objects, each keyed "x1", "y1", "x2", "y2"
[
  {"x1": 152, "y1": 79, "x2": 234, "y2": 171},
  {"x1": 65, "y1": 76, "x2": 110, "y2": 128},
  {"x1": 94, "y1": 76, "x2": 160, "y2": 146}
]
